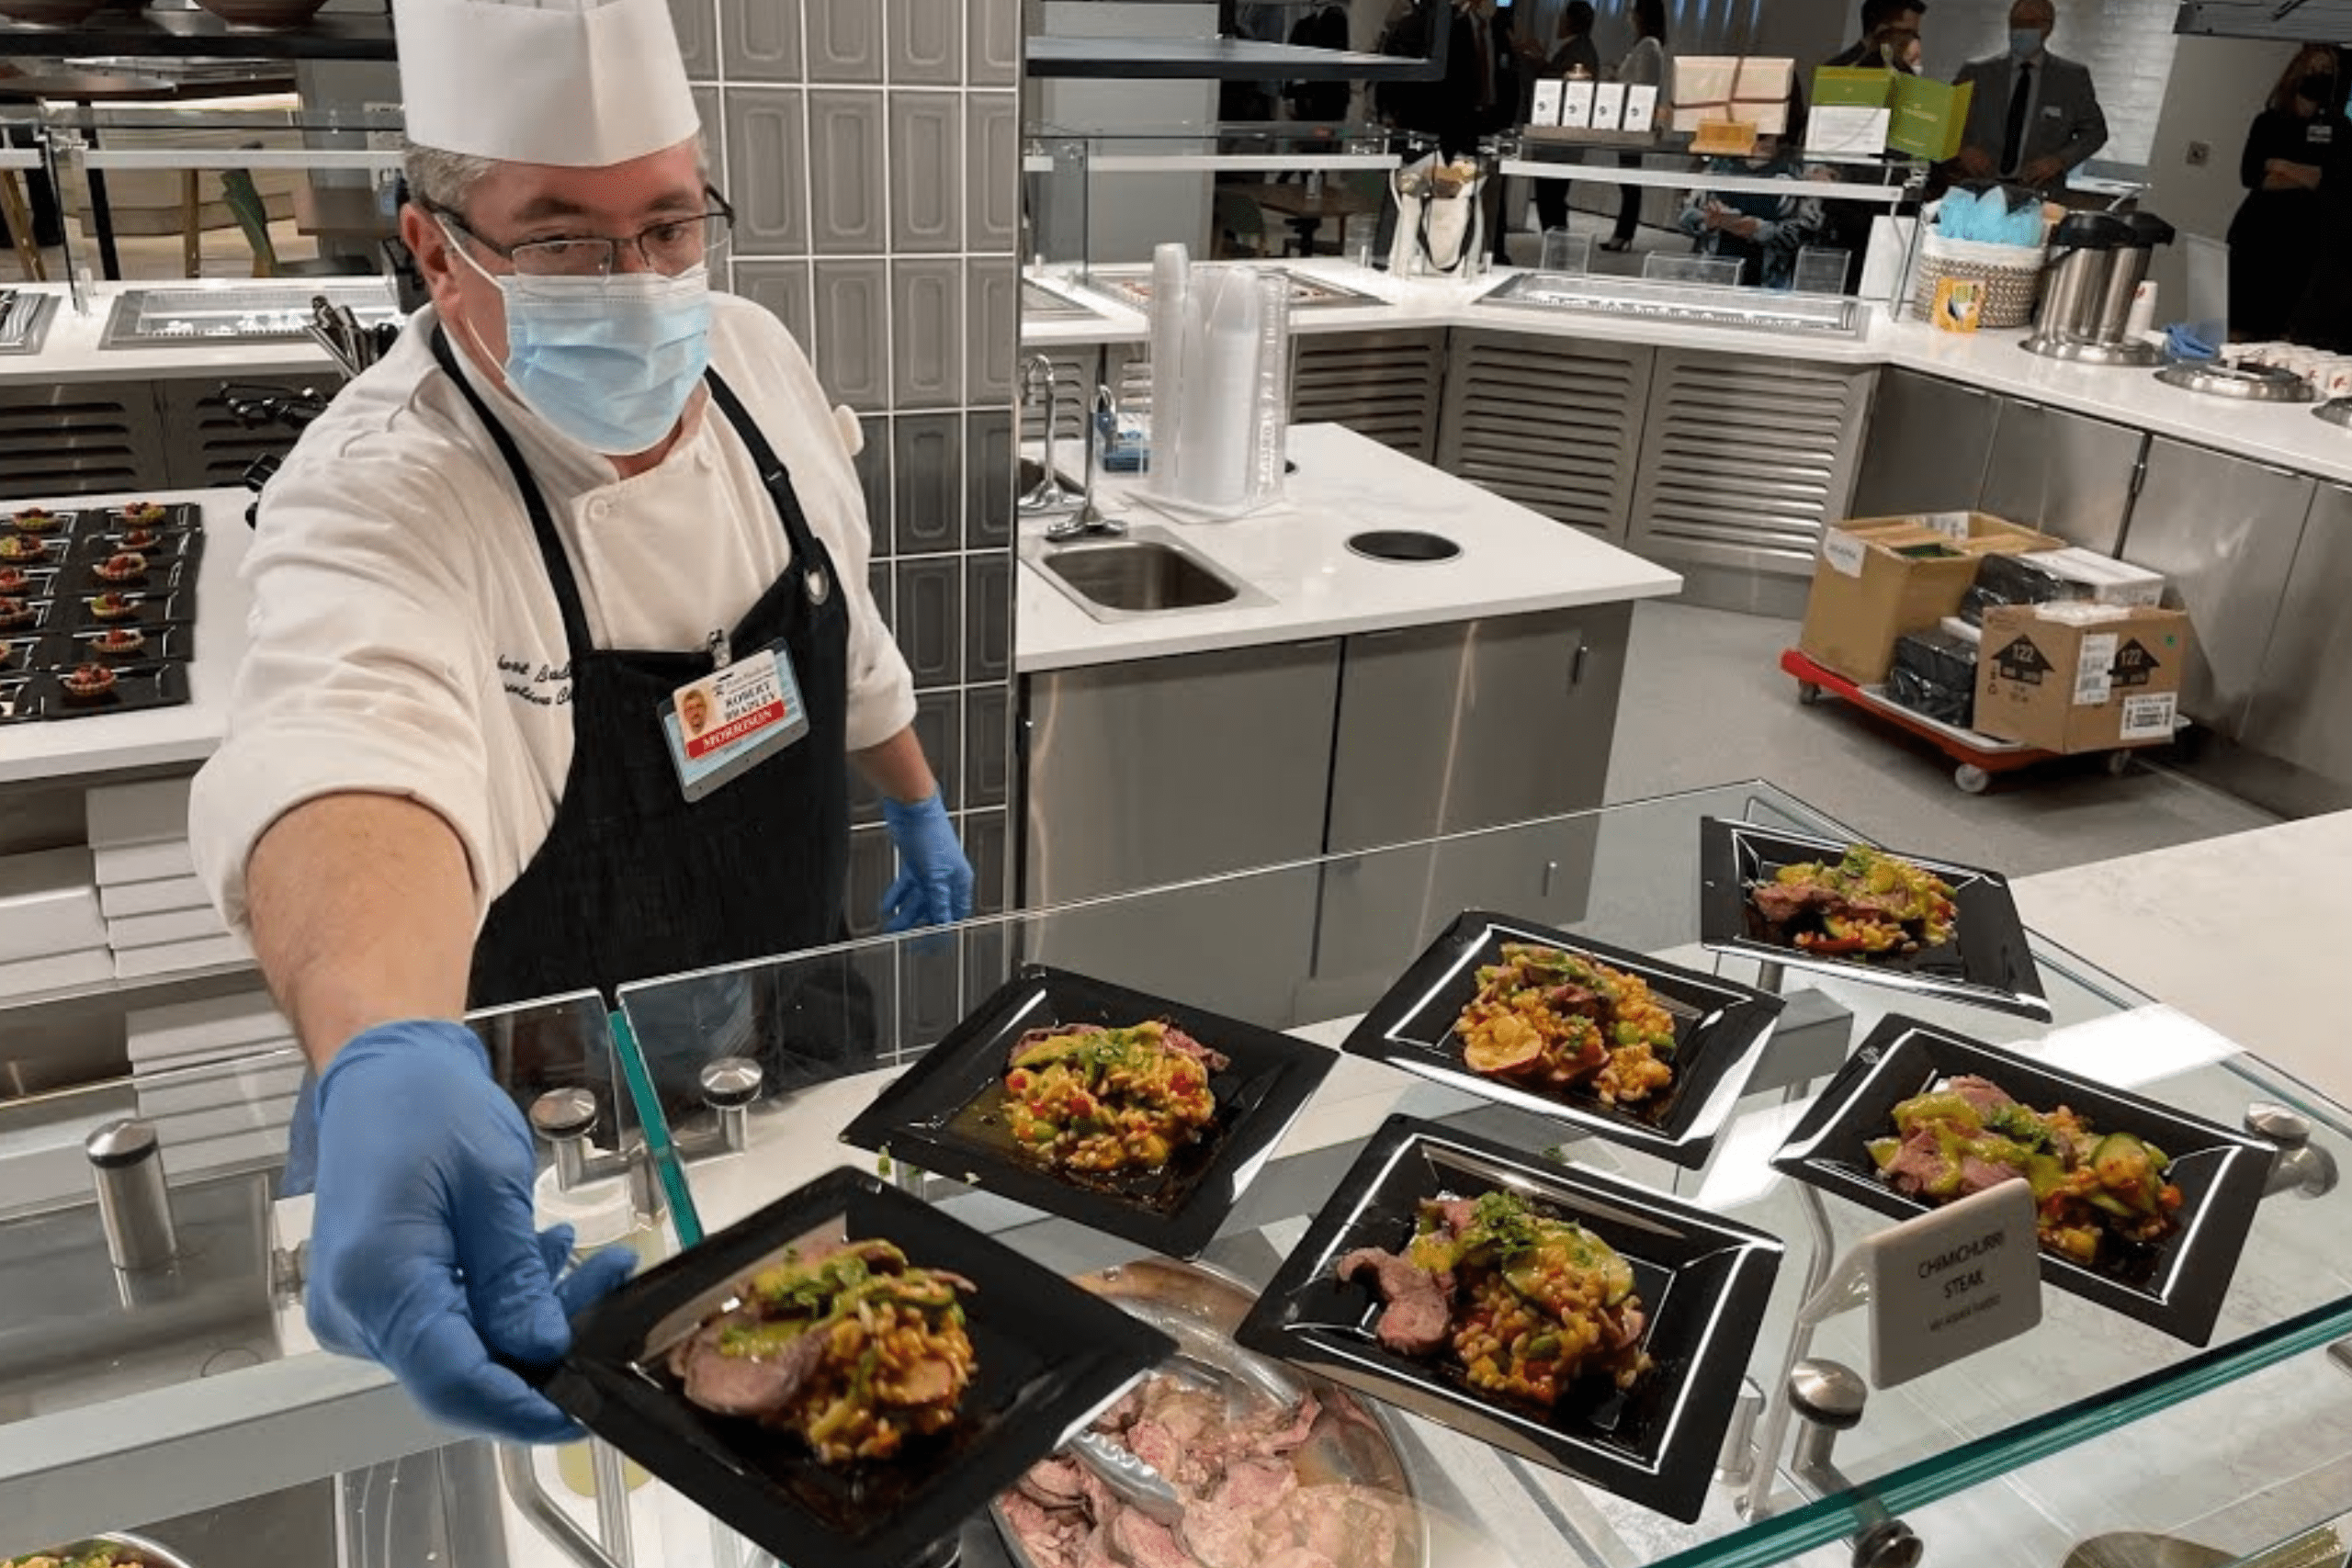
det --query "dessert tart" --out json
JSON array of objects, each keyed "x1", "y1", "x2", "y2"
[
  {"x1": 94, "y1": 551, "x2": 149, "y2": 584},
  {"x1": 61, "y1": 662, "x2": 119, "y2": 705}
]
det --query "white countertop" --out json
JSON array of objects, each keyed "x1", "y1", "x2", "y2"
[
  {"x1": 1016, "y1": 423, "x2": 1683, "y2": 673},
  {"x1": 2013, "y1": 810, "x2": 2352, "y2": 1106},
  {"x1": 1018, "y1": 258, "x2": 2352, "y2": 487},
  {"x1": 7, "y1": 282, "x2": 356, "y2": 383},
  {"x1": 0, "y1": 489, "x2": 251, "y2": 786}
]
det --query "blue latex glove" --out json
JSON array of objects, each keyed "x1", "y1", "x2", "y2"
[
  {"x1": 879, "y1": 792, "x2": 976, "y2": 933},
  {"x1": 2166, "y1": 323, "x2": 2219, "y2": 361},
  {"x1": 306, "y1": 1020, "x2": 638, "y2": 1443}
]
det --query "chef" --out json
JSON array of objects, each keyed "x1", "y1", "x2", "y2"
[{"x1": 188, "y1": 0, "x2": 970, "y2": 1443}]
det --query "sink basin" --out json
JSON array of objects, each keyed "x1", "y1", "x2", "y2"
[{"x1": 1024, "y1": 525, "x2": 1272, "y2": 624}]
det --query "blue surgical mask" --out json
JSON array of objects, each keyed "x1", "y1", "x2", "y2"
[
  {"x1": 452, "y1": 235, "x2": 713, "y2": 455},
  {"x1": 2009, "y1": 27, "x2": 2044, "y2": 59}
]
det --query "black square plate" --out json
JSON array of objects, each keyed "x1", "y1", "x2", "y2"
[
  {"x1": 0, "y1": 536, "x2": 69, "y2": 570},
  {"x1": 30, "y1": 661, "x2": 190, "y2": 721},
  {"x1": 537, "y1": 1168, "x2": 1173, "y2": 1568},
  {"x1": 66, "y1": 555, "x2": 195, "y2": 600},
  {"x1": 89, "y1": 501, "x2": 199, "y2": 537},
  {"x1": 74, "y1": 527, "x2": 201, "y2": 566},
  {"x1": 63, "y1": 588, "x2": 195, "y2": 633},
  {"x1": 0, "y1": 675, "x2": 40, "y2": 722},
  {"x1": 839, "y1": 965, "x2": 1336, "y2": 1259},
  {"x1": 1769, "y1": 1015, "x2": 2275, "y2": 1345},
  {"x1": 1340, "y1": 911, "x2": 1785, "y2": 1169},
  {"x1": 30, "y1": 626, "x2": 188, "y2": 671},
  {"x1": 1699, "y1": 817, "x2": 2050, "y2": 1021},
  {"x1": 0, "y1": 596, "x2": 61, "y2": 638},
  {"x1": 3, "y1": 506, "x2": 79, "y2": 538},
  {"x1": 1235, "y1": 1115, "x2": 1784, "y2": 1523}
]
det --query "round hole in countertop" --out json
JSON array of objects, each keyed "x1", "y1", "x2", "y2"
[{"x1": 1346, "y1": 530, "x2": 1462, "y2": 564}]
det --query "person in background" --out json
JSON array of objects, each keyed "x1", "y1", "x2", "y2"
[
  {"x1": 1951, "y1": 0, "x2": 2107, "y2": 196},
  {"x1": 1532, "y1": 1, "x2": 1600, "y2": 242},
  {"x1": 1601, "y1": 0, "x2": 1670, "y2": 254},
  {"x1": 2229, "y1": 46, "x2": 2348, "y2": 342},
  {"x1": 1826, "y1": 0, "x2": 1926, "y2": 72},
  {"x1": 1677, "y1": 96, "x2": 1830, "y2": 288}
]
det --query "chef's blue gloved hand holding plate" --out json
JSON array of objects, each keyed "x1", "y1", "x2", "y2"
[
  {"x1": 306, "y1": 1020, "x2": 639, "y2": 1443},
  {"x1": 879, "y1": 793, "x2": 975, "y2": 932}
]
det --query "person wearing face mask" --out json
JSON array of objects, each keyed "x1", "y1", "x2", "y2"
[
  {"x1": 1951, "y1": 0, "x2": 2107, "y2": 196},
  {"x1": 2229, "y1": 47, "x2": 2348, "y2": 342},
  {"x1": 187, "y1": 0, "x2": 969, "y2": 1444}
]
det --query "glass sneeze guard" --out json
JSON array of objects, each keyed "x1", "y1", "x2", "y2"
[{"x1": 614, "y1": 781, "x2": 2352, "y2": 1568}]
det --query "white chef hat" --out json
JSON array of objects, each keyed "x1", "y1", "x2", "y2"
[{"x1": 395, "y1": 0, "x2": 699, "y2": 168}]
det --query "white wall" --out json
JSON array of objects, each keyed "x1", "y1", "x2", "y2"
[
  {"x1": 2139, "y1": 34, "x2": 2301, "y2": 316},
  {"x1": 1036, "y1": 2, "x2": 1219, "y2": 265}
]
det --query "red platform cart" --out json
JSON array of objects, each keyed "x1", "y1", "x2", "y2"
[{"x1": 1779, "y1": 648, "x2": 2136, "y2": 795}]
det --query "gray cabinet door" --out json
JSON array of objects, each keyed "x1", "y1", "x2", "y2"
[
  {"x1": 2120, "y1": 438, "x2": 2315, "y2": 735},
  {"x1": 1020, "y1": 639, "x2": 1341, "y2": 907},
  {"x1": 1290, "y1": 328, "x2": 1448, "y2": 463},
  {"x1": 1435, "y1": 330, "x2": 1654, "y2": 542},
  {"x1": 1848, "y1": 368, "x2": 2000, "y2": 520},
  {"x1": 0, "y1": 381, "x2": 171, "y2": 498},
  {"x1": 1627, "y1": 350, "x2": 1874, "y2": 580},
  {"x1": 2238, "y1": 481, "x2": 2352, "y2": 788},
  {"x1": 1325, "y1": 604, "x2": 1631, "y2": 855},
  {"x1": 1978, "y1": 398, "x2": 2147, "y2": 554}
]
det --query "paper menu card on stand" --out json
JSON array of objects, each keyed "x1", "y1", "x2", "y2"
[
  {"x1": 1808, "y1": 106, "x2": 1892, "y2": 157},
  {"x1": 1890, "y1": 74, "x2": 1973, "y2": 161},
  {"x1": 1623, "y1": 84, "x2": 1659, "y2": 134},
  {"x1": 1561, "y1": 77, "x2": 1597, "y2": 129},
  {"x1": 1530, "y1": 78, "x2": 1565, "y2": 127},
  {"x1": 1589, "y1": 83, "x2": 1627, "y2": 132}
]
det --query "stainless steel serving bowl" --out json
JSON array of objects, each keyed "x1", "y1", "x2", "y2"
[{"x1": 4, "y1": 1534, "x2": 199, "y2": 1568}]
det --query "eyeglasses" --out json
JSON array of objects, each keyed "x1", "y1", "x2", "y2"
[{"x1": 433, "y1": 188, "x2": 736, "y2": 278}]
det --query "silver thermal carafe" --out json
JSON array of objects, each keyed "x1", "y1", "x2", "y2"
[{"x1": 2026, "y1": 209, "x2": 2175, "y2": 366}]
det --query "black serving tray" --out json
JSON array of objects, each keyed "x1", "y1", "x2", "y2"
[
  {"x1": 1769, "y1": 1015, "x2": 2275, "y2": 1345},
  {"x1": 1235, "y1": 1115, "x2": 1783, "y2": 1523},
  {"x1": 28, "y1": 661, "x2": 190, "y2": 721},
  {"x1": 63, "y1": 588, "x2": 196, "y2": 633},
  {"x1": 29, "y1": 626, "x2": 188, "y2": 671},
  {"x1": 841, "y1": 966, "x2": 1335, "y2": 1259},
  {"x1": 1340, "y1": 912, "x2": 1785, "y2": 1169},
  {"x1": 1699, "y1": 816, "x2": 2051, "y2": 1021},
  {"x1": 536, "y1": 1168, "x2": 1174, "y2": 1568}
]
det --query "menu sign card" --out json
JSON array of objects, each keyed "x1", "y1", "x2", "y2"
[{"x1": 1861, "y1": 1179, "x2": 2041, "y2": 1388}]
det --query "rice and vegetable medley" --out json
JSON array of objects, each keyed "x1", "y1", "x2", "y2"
[
  {"x1": 1751, "y1": 845, "x2": 1958, "y2": 956},
  {"x1": 5, "y1": 1551, "x2": 145, "y2": 1568},
  {"x1": 1003, "y1": 1020, "x2": 1227, "y2": 1175},
  {"x1": 1455, "y1": 944, "x2": 1677, "y2": 1108},
  {"x1": 670, "y1": 1238, "x2": 978, "y2": 1465}
]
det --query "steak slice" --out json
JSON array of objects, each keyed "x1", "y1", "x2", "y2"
[
  {"x1": 678, "y1": 1318, "x2": 831, "y2": 1419},
  {"x1": 1158, "y1": 1023, "x2": 1231, "y2": 1074},
  {"x1": 1106, "y1": 1511, "x2": 1194, "y2": 1568},
  {"x1": 1751, "y1": 881, "x2": 1831, "y2": 925},
  {"x1": 1018, "y1": 1455, "x2": 1090, "y2": 1510},
  {"x1": 1337, "y1": 1247, "x2": 1453, "y2": 1356}
]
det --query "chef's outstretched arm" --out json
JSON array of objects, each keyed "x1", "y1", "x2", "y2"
[
  {"x1": 242, "y1": 792, "x2": 635, "y2": 1443},
  {"x1": 855, "y1": 726, "x2": 976, "y2": 931}
]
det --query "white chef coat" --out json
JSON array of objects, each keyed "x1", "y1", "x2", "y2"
[{"x1": 190, "y1": 294, "x2": 917, "y2": 934}]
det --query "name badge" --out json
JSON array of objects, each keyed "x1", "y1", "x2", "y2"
[
  {"x1": 2041, "y1": 104, "x2": 2063, "y2": 118},
  {"x1": 661, "y1": 639, "x2": 810, "y2": 802},
  {"x1": 2312, "y1": 124, "x2": 2335, "y2": 145}
]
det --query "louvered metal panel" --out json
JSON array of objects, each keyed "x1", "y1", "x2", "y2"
[
  {"x1": 156, "y1": 377, "x2": 344, "y2": 491},
  {"x1": 1290, "y1": 328, "x2": 1445, "y2": 462},
  {"x1": 1628, "y1": 351, "x2": 1874, "y2": 578},
  {"x1": 1435, "y1": 330, "x2": 1651, "y2": 541},
  {"x1": 0, "y1": 382, "x2": 169, "y2": 498},
  {"x1": 1017, "y1": 344, "x2": 1105, "y2": 445}
]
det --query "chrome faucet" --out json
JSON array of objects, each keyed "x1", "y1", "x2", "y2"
[
  {"x1": 1046, "y1": 382, "x2": 1128, "y2": 543},
  {"x1": 1018, "y1": 355, "x2": 1082, "y2": 516}
]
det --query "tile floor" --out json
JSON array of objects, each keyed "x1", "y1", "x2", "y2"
[{"x1": 1604, "y1": 600, "x2": 2280, "y2": 878}]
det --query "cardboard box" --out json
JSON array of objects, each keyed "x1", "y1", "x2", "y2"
[
  {"x1": 1975, "y1": 604, "x2": 2194, "y2": 754},
  {"x1": 1799, "y1": 513, "x2": 2063, "y2": 684},
  {"x1": 1672, "y1": 57, "x2": 1795, "y2": 134}
]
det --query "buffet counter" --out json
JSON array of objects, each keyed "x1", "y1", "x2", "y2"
[{"x1": 6, "y1": 784, "x2": 2351, "y2": 1568}]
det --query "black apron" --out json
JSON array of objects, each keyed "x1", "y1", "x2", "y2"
[{"x1": 430, "y1": 329, "x2": 852, "y2": 1010}]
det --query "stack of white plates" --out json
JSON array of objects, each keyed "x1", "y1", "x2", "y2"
[
  {"x1": 128, "y1": 989, "x2": 303, "y2": 1177},
  {"x1": 0, "y1": 846, "x2": 110, "y2": 998},
  {"x1": 86, "y1": 778, "x2": 251, "y2": 979}
]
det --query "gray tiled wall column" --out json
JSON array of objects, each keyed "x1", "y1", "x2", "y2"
[{"x1": 675, "y1": 0, "x2": 1023, "y2": 938}]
